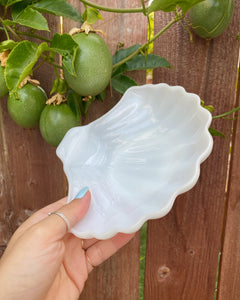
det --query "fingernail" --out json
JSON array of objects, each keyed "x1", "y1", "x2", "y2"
[{"x1": 75, "y1": 187, "x2": 89, "y2": 199}]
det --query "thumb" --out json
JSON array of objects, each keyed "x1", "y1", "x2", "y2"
[{"x1": 33, "y1": 187, "x2": 90, "y2": 241}]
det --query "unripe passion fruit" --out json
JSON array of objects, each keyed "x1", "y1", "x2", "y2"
[
  {"x1": 63, "y1": 32, "x2": 112, "y2": 96},
  {"x1": 0, "y1": 65, "x2": 9, "y2": 98},
  {"x1": 190, "y1": 0, "x2": 234, "y2": 39},
  {"x1": 39, "y1": 103, "x2": 81, "y2": 147},
  {"x1": 8, "y1": 83, "x2": 47, "y2": 128}
]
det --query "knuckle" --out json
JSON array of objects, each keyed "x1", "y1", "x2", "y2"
[
  {"x1": 30, "y1": 225, "x2": 48, "y2": 240},
  {"x1": 93, "y1": 244, "x2": 105, "y2": 264}
]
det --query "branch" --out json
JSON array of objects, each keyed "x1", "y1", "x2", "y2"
[
  {"x1": 113, "y1": 15, "x2": 181, "y2": 69},
  {"x1": 0, "y1": 17, "x2": 22, "y2": 41},
  {"x1": 79, "y1": 0, "x2": 144, "y2": 13},
  {"x1": 16, "y1": 30, "x2": 52, "y2": 43},
  {"x1": 212, "y1": 106, "x2": 240, "y2": 120}
]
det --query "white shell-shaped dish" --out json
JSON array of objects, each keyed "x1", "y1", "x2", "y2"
[{"x1": 56, "y1": 83, "x2": 213, "y2": 239}]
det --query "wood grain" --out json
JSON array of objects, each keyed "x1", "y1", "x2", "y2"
[
  {"x1": 144, "y1": 2, "x2": 240, "y2": 299},
  {"x1": 0, "y1": 1, "x2": 146, "y2": 298},
  {"x1": 217, "y1": 4, "x2": 240, "y2": 297},
  {"x1": 218, "y1": 91, "x2": 240, "y2": 300},
  {"x1": 4, "y1": 1, "x2": 240, "y2": 299},
  {"x1": 0, "y1": 15, "x2": 67, "y2": 252},
  {"x1": 74, "y1": 1, "x2": 147, "y2": 299}
]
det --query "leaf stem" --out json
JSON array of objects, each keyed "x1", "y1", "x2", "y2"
[
  {"x1": 32, "y1": 58, "x2": 46, "y2": 72},
  {"x1": 2, "y1": 25, "x2": 10, "y2": 40},
  {"x1": 212, "y1": 106, "x2": 240, "y2": 119},
  {"x1": 0, "y1": 17, "x2": 22, "y2": 41},
  {"x1": 113, "y1": 15, "x2": 181, "y2": 70},
  {"x1": 79, "y1": 0, "x2": 144, "y2": 13},
  {"x1": 141, "y1": 0, "x2": 147, "y2": 16},
  {"x1": 47, "y1": 60, "x2": 63, "y2": 70},
  {"x1": 40, "y1": 54, "x2": 63, "y2": 69},
  {"x1": 3, "y1": 6, "x2": 8, "y2": 19},
  {"x1": 53, "y1": 65, "x2": 60, "y2": 78},
  {"x1": 16, "y1": 30, "x2": 52, "y2": 43}
]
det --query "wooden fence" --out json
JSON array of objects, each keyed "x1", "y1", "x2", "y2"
[{"x1": 1, "y1": 0, "x2": 240, "y2": 299}]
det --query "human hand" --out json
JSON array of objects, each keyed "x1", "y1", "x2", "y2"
[{"x1": 0, "y1": 188, "x2": 135, "y2": 300}]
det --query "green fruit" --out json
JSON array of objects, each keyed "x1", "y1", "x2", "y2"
[
  {"x1": 0, "y1": 65, "x2": 9, "y2": 98},
  {"x1": 8, "y1": 83, "x2": 47, "y2": 128},
  {"x1": 39, "y1": 103, "x2": 81, "y2": 147},
  {"x1": 190, "y1": 0, "x2": 234, "y2": 39},
  {"x1": 63, "y1": 32, "x2": 112, "y2": 96}
]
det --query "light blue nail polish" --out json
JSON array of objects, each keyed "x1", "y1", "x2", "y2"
[{"x1": 75, "y1": 186, "x2": 89, "y2": 199}]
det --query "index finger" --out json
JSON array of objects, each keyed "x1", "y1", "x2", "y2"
[{"x1": 85, "y1": 232, "x2": 136, "y2": 272}]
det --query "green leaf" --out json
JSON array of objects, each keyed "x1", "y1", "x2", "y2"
[
  {"x1": 112, "y1": 44, "x2": 141, "y2": 65},
  {"x1": 12, "y1": 0, "x2": 39, "y2": 19},
  {"x1": 32, "y1": 0, "x2": 81, "y2": 22},
  {"x1": 111, "y1": 63, "x2": 128, "y2": 77},
  {"x1": 50, "y1": 78, "x2": 68, "y2": 95},
  {"x1": 111, "y1": 74, "x2": 137, "y2": 95},
  {"x1": 5, "y1": 41, "x2": 49, "y2": 91},
  {"x1": 82, "y1": 96, "x2": 95, "y2": 115},
  {"x1": 148, "y1": 0, "x2": 205, "y2": 13},
  {"x1": 96, "y1": 89, "x2": 106, "y2": 102},
  {"x1": 50, "y1": 78, "x2": 59, "y2": 95},
  {"x1": 0, "y1": 40, "x2": 17, "y2": 52},
  {"x1": 209, "y1": 127, "x2": 225, "y2": 138},
  {"x1": 11, "y1": 6, "x2": 49, "y2": 31},
  {"x1": 125, "y1": 54, "x2": 171, "y2": 71},
  {"x1": 62, "y1": 53, "x2": 77, "y2": 76},
  {"x1": 112, "y1": 54, "x2": 171, "y2": 77},
  {"x1": 179, "y1": 0, "x2": 205, "y2": 13},
  {"x1": 50, "y1": 33, "x2": 78, "y2": 55},
  {"x1": 50, "y1": 34, "x2": 76, "y2": 52},
  {"x1": 82, "y1": 7, "x2": 102, "y2": 25},
  {"x1": 201, "y1": 100, "x2": 214, "y2": 113},
  {"x1": 50, "y1": 33, "x2": 78, "y2": 76},
  {"x1": 2, "y1": 0, "x2": 23, "y2": 8},
  {"x1": 67, "y1": 89, "x2": 81, "y2": 119},
  {"x1": 0, "y1": 0, "x2": 7, "y2": 5}
]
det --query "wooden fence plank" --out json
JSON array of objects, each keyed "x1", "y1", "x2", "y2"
[
  {"x1": 218, "y1": 91, "x2": 240, "y2": 300},
  {"x1": 62, "y1": 1, "x2": 148, "y2": 299},
  {"x1": 218, "y1": 13, "x2": 240, "y2": 298},
  {"x1": 0, "y1": 15, "x2": 67, "y2": 256},
  {"x1": 144, "y1": 2, "x2": 240, "y2": 299},
  {"x1": 0, "y1": 1, "x2": 147, "y2": 298}
]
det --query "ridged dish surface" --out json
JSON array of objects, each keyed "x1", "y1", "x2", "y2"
[{"x1": 56, "y1": 83, "x2": 213, "y2": 239}]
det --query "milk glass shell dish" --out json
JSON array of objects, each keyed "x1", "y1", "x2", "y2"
[{"x1": 56, "y1": 83, "x2": 213, "y2": 239}]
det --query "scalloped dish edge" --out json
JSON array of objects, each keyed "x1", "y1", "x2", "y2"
[{"x1": 57, "y1": 83, "x2": 214, "y2": 239}]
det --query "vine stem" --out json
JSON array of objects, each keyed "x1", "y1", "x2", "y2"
[
  {"x1": 141, "y1": 0, "x2": 147, "y2": 16},
  {"x1": 0, "y1": 20, "x2": 52, "y2": 43},
  {"x1": 45, "y1": 59, "x2": 63, "y2": 70},
  {"x1": 2, "y1": 25, "x2": 10, "y2": 40},
  {"x1": 32, "y1": 58, "x2": 46, "y2": 72},
  {"x1": 212, "y1": 106, "x2": 240, "y2": 120},
  {"x1": 16, "y1": 30, "x2": 52, "y2": 43},
  {"x1": 79, "y1": 0, "x2": 144, "y2": 13},
  {"x1": 0, "y1": 17, "x2": 22, "y2": 41},
  {"x1": 113, "y1": 15, "x2": 181, "y2": 70}
]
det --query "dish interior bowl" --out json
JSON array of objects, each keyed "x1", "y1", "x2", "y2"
[{"x1": 56, "y1": 83, "x2": 213, "y2": 239}]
